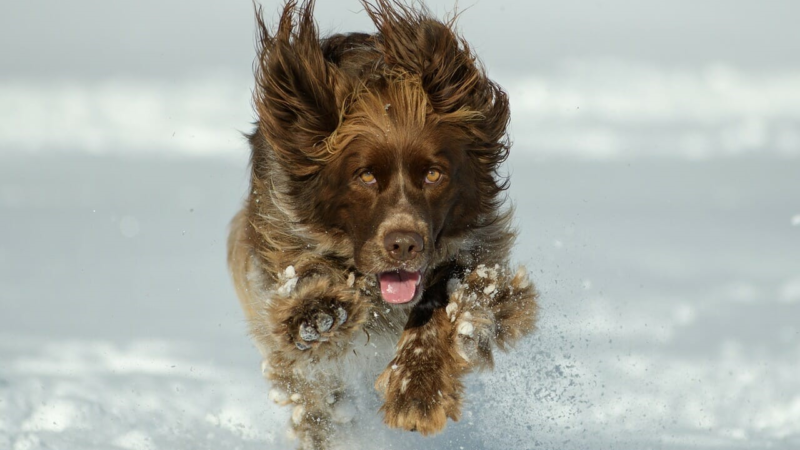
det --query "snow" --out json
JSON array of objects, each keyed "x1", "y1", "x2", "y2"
[
  {"x1": 276, "y1": 266, "x2": 299, "y2": 297},
  {"x1": 456, "y1": 321, "x2": 474, "y2": 337},
  {"x1": 2, "y1": 62, "x2": 800, "y2": 161},
  {"x1": 1, "y1": 154, "x2": 799, "y2": 449}
]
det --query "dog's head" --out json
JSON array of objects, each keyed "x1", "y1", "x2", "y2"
[{"x1": 250, "y1": 1, "x2": 510, "y2": 305}]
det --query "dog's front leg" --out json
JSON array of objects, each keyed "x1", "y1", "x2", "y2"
[
  {"x1": 375, "y1": 304, "x2": 468, "y2": 436},
  {"x1": 256, "y1": 269, "x2": 369, "y2": 450},
  {"x1": 375, "y1": 264, "x2": 538, "y2": 435}
]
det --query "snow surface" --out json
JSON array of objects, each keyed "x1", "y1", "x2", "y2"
[
  {"x1": 1, "y1": 154, "x2": 799, "y2": 449},
  {"x1": 2, "y1": 62, "x2": 800, "y2": 160}
]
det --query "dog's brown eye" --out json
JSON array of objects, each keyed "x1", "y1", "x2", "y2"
[
  {"x1": 425, "y1": 169, "x2": 442, "y2": 184},
  {"x1": 360, "y1": 171, "x2": 377, "y2": 185}
]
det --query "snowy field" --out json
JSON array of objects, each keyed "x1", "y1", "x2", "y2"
[
  {"x1": 3, "y1": 1, "x2": 800, "y2": 447},
  {"x1": 1, "y1": 152, "x2": 798, "y2": 449}
]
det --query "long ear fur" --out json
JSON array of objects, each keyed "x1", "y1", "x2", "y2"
[
  {"x1": 253, "y1": 0, "x2": 343, "y2": 178},
  {"x1": 362, "y1": 0, "x2": 511, "y2": 208}
]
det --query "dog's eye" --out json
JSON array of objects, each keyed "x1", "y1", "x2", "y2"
[
  {"x1": 425, "y1": 169, "x2": 442, "y2": 184},
  {"x1": 360, "y1": 171, "x2": 377, "y2": 185}
]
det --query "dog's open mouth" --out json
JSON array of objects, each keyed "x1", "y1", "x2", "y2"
[{"x1": 378, "y1": 270, "x2": 422, "y2": 304}]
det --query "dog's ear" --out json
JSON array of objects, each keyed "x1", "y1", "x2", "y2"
[
  {"x1": 363, "y1": 0, "x2": 511, "y2": 207},
  {"x1": 253, "y1": 1, "x2": 343, "y2": 178}
]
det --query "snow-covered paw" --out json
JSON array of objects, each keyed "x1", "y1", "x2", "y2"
[
  {"x1": 449, "y1": 264, "x2": 504, "y2": 306},
  {"x1": 289, "y1": 303, "x2": 349, "y2": 351},
  {"x1": 446, "y1": 301, "x2": 496, "y2": 367},
  {"x1": 269, "y1": 273, "x2": 368, "y2": 356},
  {"x1": 381, "y1": 389, "x2": 450, "y2": 436},
  {"x1": 446, "y1": 263, "x2": 537, "y2": 352},
  {"x1": 377, "y1": 363, "x2": 457, "y2": 436},
  {"x1": 376, "y1": 342, "x2": 462, "y2": 434}
]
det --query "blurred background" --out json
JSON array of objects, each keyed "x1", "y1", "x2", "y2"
[{"x1": 1, "y1": 1, "x2": 799, "y2": 449}]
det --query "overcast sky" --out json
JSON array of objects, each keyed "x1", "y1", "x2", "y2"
[{"x1": 3, "y1": 0, "x2": 799, "y2": 81}]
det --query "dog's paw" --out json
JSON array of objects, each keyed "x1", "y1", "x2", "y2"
[
  {"x1": 287, "y1": 298, "x2": 350, "y2": 351},
  {"x1": 448, "y1": 264, "x2": 538, "y2": 349},
  {"x1": 267, "y1": 269, "x2": 369, "y2": 356},
  {"x1": 381, "y1": 391, "x2": 450, "y2": 435},
  {"x1": 445, "y1": 302, "x2": 495, "y2": 367},
  {"x1": 375, "y1": 320, "x2": 464, "y2": 436},
  {"x1": 376, "y1": 364, "x2": 459, "y2": 436},
  {"x1": 448, "y1": 263, "x2": 509, "y2": 306}
]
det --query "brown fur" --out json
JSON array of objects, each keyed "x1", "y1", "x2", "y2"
[{"x1": 227, "y1": 1, "x2": 538, "y2": 448}]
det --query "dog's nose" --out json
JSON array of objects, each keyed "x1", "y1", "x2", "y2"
[{"x1": 384, "y1": 231, "x2": 424, "y2": 261}]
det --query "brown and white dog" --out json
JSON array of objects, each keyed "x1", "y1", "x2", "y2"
[{"x1": 227, "y1": 1, "x2": 538, "y2": 448}]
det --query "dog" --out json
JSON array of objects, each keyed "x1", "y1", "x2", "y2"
[{"x1": 227, "y1": 1, "x2": 539, "y2": 448}]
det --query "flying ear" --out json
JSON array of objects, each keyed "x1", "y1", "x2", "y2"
[{"x1": 253, "y1": 0, "x2": 343, "y2": 178}]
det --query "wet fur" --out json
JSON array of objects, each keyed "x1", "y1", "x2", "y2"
[{"x1": 227, "y1": 1, "x2": 538, "y2": 448}]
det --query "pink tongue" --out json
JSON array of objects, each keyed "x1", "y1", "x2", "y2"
[{"x1": 379, "y1": 271, "x2": 420, "y2": 304}]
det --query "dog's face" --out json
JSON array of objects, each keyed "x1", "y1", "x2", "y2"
[
  {"x1": 250, "y1": 2, "x2": 511, "y2": 305},
  {"x1": 313, "y1": 115, "x2": 483, "y2": 305}
]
